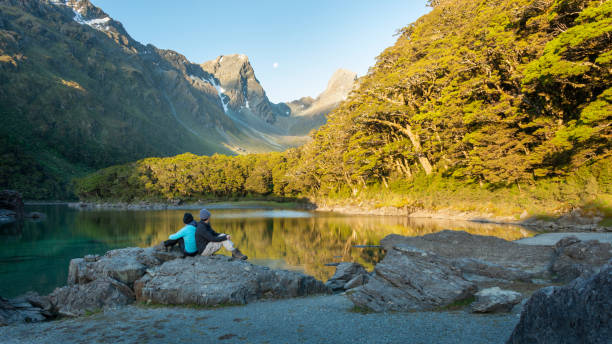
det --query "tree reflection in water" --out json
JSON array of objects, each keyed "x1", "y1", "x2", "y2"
[
  {"x1": 73, "y1": 208, "x2": 536, "y2": 281},
  {"x1": 0, "y1": 205, "x2": 535, "y2": 297}
]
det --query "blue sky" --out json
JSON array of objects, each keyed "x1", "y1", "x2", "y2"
[{"x1": 90, "y1": 1, "x2": 430, "y2": 103}]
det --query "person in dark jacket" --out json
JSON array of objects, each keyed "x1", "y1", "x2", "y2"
[
  {"x1": 164, "y1": 213, "x2": 199, "y2": 257},
  {"x1": 196, "y1": 208, "x2": 247, "y2": 260}
]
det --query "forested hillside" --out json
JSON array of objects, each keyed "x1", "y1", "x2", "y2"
[
  {"x1": 0, "y1": 0, "x2": 234, "y2": 198},
  {"x1": 76, "y1": 0, "x2": 611, "y2": 218},
  {"x1": 0, "y1": 0, "x2": 349, "y2": 199}
]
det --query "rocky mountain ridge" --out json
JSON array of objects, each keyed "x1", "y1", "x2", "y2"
[
  {"x1": 0, "y1": 0, "x2": 355, "y2": 198},
  {"x1": 201, "y1": 54, "x2": 357, "y2": 143}
]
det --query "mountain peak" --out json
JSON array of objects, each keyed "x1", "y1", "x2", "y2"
[
  {"x1": 284, "y1": 68, "x2": 356, "y2": 132},
  {"x1": 201, "y1": 54, "x2": 285, "y2": 124},
  {"x1": 203, "y1": 54, "x2": 253, "y2": 76},
  {"x1": 321, "y1": 69, "x2": 357, "y2": 102},
  {"x1": 49, "y1": 0, "x2": 140, "y2": 53},
  {"x1": 50, "y1": 0, "x2": 111, "y2": 30},
  {"x1": 217, "y1": 54, "x2": 249, "y2": 63}
]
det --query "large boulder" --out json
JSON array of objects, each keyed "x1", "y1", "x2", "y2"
[
  {"x1": 347, "y1": 244, "x2": 477, "y2": 312},
  {"x1": 507, "y1": 263, "x2": 612, "y2": 344},
  {"x1": 134, "y1": 255, "x2": 330, "y2": 306},
  {"x1": 550, "y1": 236, "x2": 612, "y2": 283},
  {"x1": 49, "y1": 278, "x2": 135, "y2": 317},
  {"x1": 68, "y1": 247, "x2": 180, "y2": 287},
  {"x1": 325, "y1": 263, "x2": 368, "y2": 291},
  {"x1": 471, "y1": 287, "x2": 522, "y2": 313},
  {"x1": 381, "y1": 230, "x2": 555, "y2": 282}
]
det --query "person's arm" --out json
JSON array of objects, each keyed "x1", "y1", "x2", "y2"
[
  {"x1": 169, "y1": 226, "x2": 189, "y2": 240},
  {"x1": 200, "y1": 226, "x2": 227, "y2": 242}
]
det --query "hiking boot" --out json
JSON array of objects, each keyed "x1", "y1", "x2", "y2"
[{"x1": 232, "y1": 248, "x2": 248, "y2": 260}]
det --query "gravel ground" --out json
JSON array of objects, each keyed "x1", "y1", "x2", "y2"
[
  {"x1": 515, "y1": 232, "x2": 612, "y2": 245},
  {"x1": 0, "y1": 295, "x2": 521, "y2": 344}
]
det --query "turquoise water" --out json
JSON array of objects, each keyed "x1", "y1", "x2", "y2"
[{"x1": 0, "y1": 204, "x2": 535, "y2": 298}]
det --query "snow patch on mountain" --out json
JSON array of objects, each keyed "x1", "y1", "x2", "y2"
[
  {"x1": 50, "y1": 0, "x2": 112, "y2": 31},
  {"x1": 189, "y1": 75, "x2": 229, "y2": 113}
]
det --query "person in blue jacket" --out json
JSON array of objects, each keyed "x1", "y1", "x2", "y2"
[{"x1": 164, "y1": 212, "x2": 198, "y2": 257}]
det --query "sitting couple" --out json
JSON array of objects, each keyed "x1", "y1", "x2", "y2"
[{"x1": 164, "y1": 208, "x2": 247, "y2": 260}]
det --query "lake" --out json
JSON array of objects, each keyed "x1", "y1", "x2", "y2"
[{"x1": 0, "y1": 203, "x2": 536, "y2": 298}]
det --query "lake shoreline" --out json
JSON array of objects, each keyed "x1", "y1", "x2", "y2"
[{"x1": 57, "y1": 200, "x2": 612, "y2": 233}]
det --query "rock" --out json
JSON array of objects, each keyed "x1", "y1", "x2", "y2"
[
  {"x1": 471, "y1": 287, "x2": 522, "y2": 313},
  {"x1": 68, "y1": 247, "x2": 170, "y2": 287},
  {"x1": 452, "y1": 258, "x2": 535, "y2": 282},
  {"x1": 24, "y1": 212, "x2": 46, "y2": 220},
  {"x1": 507, "y1": 264, "x2": 612, "y2": 344},
  {"x1": 0, "y1": 209, "x2": 17, "y2": 225},
  {"x1": 325, "y1": 263, "x2": 367, "y2": 291},
  {"x1": 347, "y1": 244, "x2": 477, "y2": 312},
  {"x1": 150, "y1": 243, "x2": 184, "y2": 263},
  {"x1": 550, "y1": 236, "x2": 612, "y2": 282},
  {"x1": 381, "y1": 230, "x2": 555, "y2": 282},
  {"x1": 49, "y1": 278, "x2": 135, "y2": 317},
  {"x1": 134, "y1": 255, "x2": 330, "y2": 306},
  {"x1": 83, "y1": 254, "x2": 100, "y2": 263},
  {"x1": 0, "y1": 293, "x2": 53, "y2": 325},
  {"x1": 17, "y1": 292, "x2": 54, "y2": 317},
  {"x1": 344, "y1": 274, "x2": 368, "y2": 290},
  {"x1": 0, "y1": 190, "x2": 24, "y2": 220}
]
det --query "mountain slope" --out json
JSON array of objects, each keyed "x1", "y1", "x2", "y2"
[
  {"x1": 0, "y1": 0, "x2": 242, "y2": 197},
  {"x1": 0, "y1": 0, "x2": 353, "y2": 198}
]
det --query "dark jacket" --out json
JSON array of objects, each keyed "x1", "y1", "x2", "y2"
[{"x1": 195, "y1": 220, "x2": 227, "y2": 254}]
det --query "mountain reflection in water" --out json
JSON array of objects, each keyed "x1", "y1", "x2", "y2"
[{"x1": 0, "y1": 204, "x2": 535, "y2": 298}]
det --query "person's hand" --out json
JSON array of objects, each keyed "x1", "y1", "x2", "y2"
[{"x1": 227, "y1": 235, "x2": 231, "y2": 240}]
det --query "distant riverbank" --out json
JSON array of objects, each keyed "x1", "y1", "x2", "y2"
[
  {"x1": 64, "y1": 199, "x2": 611, "y2": 233},
  {"x1": 315, "y1": 202, "x2": 611, "y2": 233}
]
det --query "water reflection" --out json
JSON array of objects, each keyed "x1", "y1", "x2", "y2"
[{"x1": 0, "y1": 204, "x2": 535, "y2": 297}]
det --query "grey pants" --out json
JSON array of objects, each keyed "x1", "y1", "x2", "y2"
[{"x1": 201, "y1": 234, "x2": 236, "y2": 256}]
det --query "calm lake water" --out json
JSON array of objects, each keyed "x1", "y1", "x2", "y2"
[{"x1": 0, "y1": 203, "x2": 536, "y2": 298}]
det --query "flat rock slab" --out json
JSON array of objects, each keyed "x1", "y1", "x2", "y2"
[
  {"x1": 515, "y1": 232, "x2": 612, "y2": 246},
  {"x1": 134, "y1": 255, "x2": 330, "y2": 306},
  {"x1": 382, "y1": 230, "x2": 554, "y2": 278},
  {"x1": 348, "y1": 244, "x2": 476, "y2": 312}
]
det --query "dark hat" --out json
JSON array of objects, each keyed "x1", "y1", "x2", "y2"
[
  {"x1": 199, "y1": 208, "x2": 211, "y2": 220},
  {"x1": 183, "y1": 212, "x2": 194, "y2": 224}
]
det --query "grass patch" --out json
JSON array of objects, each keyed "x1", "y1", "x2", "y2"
[
  {"x1": 348, "y1": 305, "x2": 376, "y2": 314},
  {"x1": 83, "y1": 308, "x2": 103, "y2": 317},
  {"x1": 600, "y1": 218, "x2": 612, "y2": 227},
  {"x1": 439, "y1": 296, "x2": 476, "y2": 311}
]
